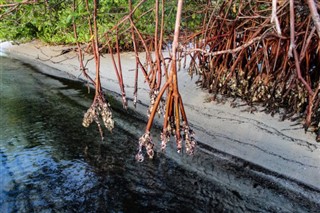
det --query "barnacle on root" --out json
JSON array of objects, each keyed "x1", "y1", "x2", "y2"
[
  {"x1": 160, "y1": 130, "x2": 170, "y2": 151},
  {"x1": 82, "y1": 95, "x2": 114, "y2": 136},
  {"x1": 135, "y1": 132, "x2": 154, "y2": 162},
  {"x1": 147, "y1": 90, "x2": 164, "y2": 118},
  {"x1": 183, "y1": 124, "x2": 196, "y2": 155}
]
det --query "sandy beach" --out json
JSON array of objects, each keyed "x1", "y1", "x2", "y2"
[{"x1": 1, "y1": 40, "x2": 319, "y2": 192}]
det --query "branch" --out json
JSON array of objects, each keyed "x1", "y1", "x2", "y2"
[
  {"x1": 72, "y1": 0, "x2": 95, "y2": 86},
  {"x1": 307, "y1": 0, "x2": 320, "y2": 38},
  {"x1": 186, "y1": 36, "x2": 262, "y2": 57},
  {"x1": 271, "y1": 0, "x2": 282, "y2": 35},
  {"x1": 103, "y1": 0, "x2": 146, "y2": 36},
  {"x1": 288, "y1": 0, "x2": 295, "y2": 57},
  {"x1": 0, "y1": 0, "x2": 39, "y2": 8},
  {"x1": 0, "y1": 0, "x2": 41, "y2": 18},
  {"x1": 288, "y1": 0, "x2": 313, "y2": 96},
  {"x1": 293, "y1": 48, "x2": 313, "y2": 96}
]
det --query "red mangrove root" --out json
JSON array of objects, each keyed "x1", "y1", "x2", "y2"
[
  {"x1": 82, "y1": 93, "x2": 114, "y2": 140},
  {"x1": 136, "y1": 0, "x2": 196, "y2": 161}
]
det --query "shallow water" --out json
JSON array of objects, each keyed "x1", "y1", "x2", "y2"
[{"x1": 0, "y1": 56, "x2": 319, "y2": 213}]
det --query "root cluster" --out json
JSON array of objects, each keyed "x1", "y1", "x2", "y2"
[
  {"x1": 7, "y1": 0, "x2": 319, "y2": 161},
  {"x1": 82, "y1": 94, "x2": 114, "y2": 138},
  {"x1": 76, "y1": 0, "x2": 196, "y2": 160},
  {"x1": 183, "y1": 0, "x2": 320, "y2": 140}
]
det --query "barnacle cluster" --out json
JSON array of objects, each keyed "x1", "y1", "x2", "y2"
[
  {"x1": 185, "y1": 0, "x2": 320, "y2": 141},
  {"x1": 160, "y1": 130, "x2": 170, "y2": 151},
  {"x1": 167, "y1": 116, "x2": 176, "y2": 135},
  {"x1": 133, "y1": 94, "x2": 138, "y2": 108},
  {"x1": 161, "y1": 119, "x2": 197, "y2": 154},
  {"x1": 183, "y1": 124, "x2": 196, "y2": 155},
  {"x1": 251, "y1": 80, "x2": 270, "y2": 102},
  {"x1": 147, "y1": 89, "x2": 164, "y2": 118},
  {"x1": 82, "y1": 96, "x2": 114, "y2": 133},
  {"x1": 82, "y1": 106, "x2": 96, "y2": 128},
  {"x1": 147, "y1": 90, "x2": 157, "y2": 118},
  {"x1": 136, "y1": 126, "x2": 196, "y2": 162},
  {"x1": 135, "y1": 132, "x2": 154, "y2": 162}
]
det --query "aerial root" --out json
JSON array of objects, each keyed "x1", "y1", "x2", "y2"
[
  {"x1": 136, "y1": 81, "x2": 196, "y2": 162},
  {"x1": 82, "y1": 93, "x2": 114, "y2": 140}
]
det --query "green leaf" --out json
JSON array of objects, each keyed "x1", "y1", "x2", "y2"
[{"x1": 66, "y1": 14, "x2": 73, "y2": 25}]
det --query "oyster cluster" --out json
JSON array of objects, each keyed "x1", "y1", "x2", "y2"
[
  {"x1": 183, "y1": 124, "x2": 196, "y2": 155},
  {"x1": 137, "y1": 126, "x2": 196, "y2": 162},
  {"x1": 82, "y1": 96, "x2": 114, "y2": 133},
  {"x1": 147, "y1": 90, "x2": 164, "y2": 118},
  {"x1": 160, "y1": 130, "x2": 170, "y2": 151},
  {"x1": 135, "y1": 132, "x2": 154, "y2": 162}
]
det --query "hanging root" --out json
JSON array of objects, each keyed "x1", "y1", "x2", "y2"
[
  {"x1": 159, "y1": 86, "x2": 197, "y2": 155},
  {"x1": 136, "y1": 0, "x2": 197, "y2": 161},
  {"x1": 136, "y1": 57, "x2": 197, "y2": 160},
  {"x1": 147, "y1": 89, "x2": 165, "y2": 118},
  {"x1": 136, "y1": 87, "x2": 197, "y2": 162},
  {"x1": 135, "y1": 132, "x2": 154, "y2": 162},
  {"x1": 82, "y1": 93, "x2": 114, "y2": 140},
  {"x1": 183, "y1": 123, "x2": 196, "y2": 155}
]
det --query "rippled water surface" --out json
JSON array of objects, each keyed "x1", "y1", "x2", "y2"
[{"x1": 1, "y1": 56, "x2": 319, "y2": 213}]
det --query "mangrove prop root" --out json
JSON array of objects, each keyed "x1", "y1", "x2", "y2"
[
  {"x1": 82, "y1": 94, "x2": 114, "y2": 139},
  {"x1": 81, "y1": 0, "x2": 114, "y2": 140},
  {"x1": 136, "y1": 0, "x2": 196, "y2": 161},
  {"x1": 136, "y1": 132, "x2": 154, "y2": 161},
  {"x1": 72, "y1": 0, "x2": 198, "y2": 157},
  {"x1": 184, "y1": 0, "x2": 320, "y2": 142},
  {"x1": 6, "y1": 0, "x2": 320, "y2": 157},
  {"x1": 137, "y1": 75, "x2": 197, "y2": 160}
]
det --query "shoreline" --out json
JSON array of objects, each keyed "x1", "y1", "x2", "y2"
[{"x1": 1, "y1": 40, "x2": 319, "y2": 191}]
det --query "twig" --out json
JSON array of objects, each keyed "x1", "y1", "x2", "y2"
[
  {"x1": 271, "y1": 0, "x2": 282, "y2": 35},
  {"x1": 186, "y1": 36, "x2": 262, "y2": 57},
  {"x1": 288, "y1": 0, "x2": 295, "y2": 57},
  {"x1": 307, "y1": 0, "x2": 320, "y2": 38}
]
